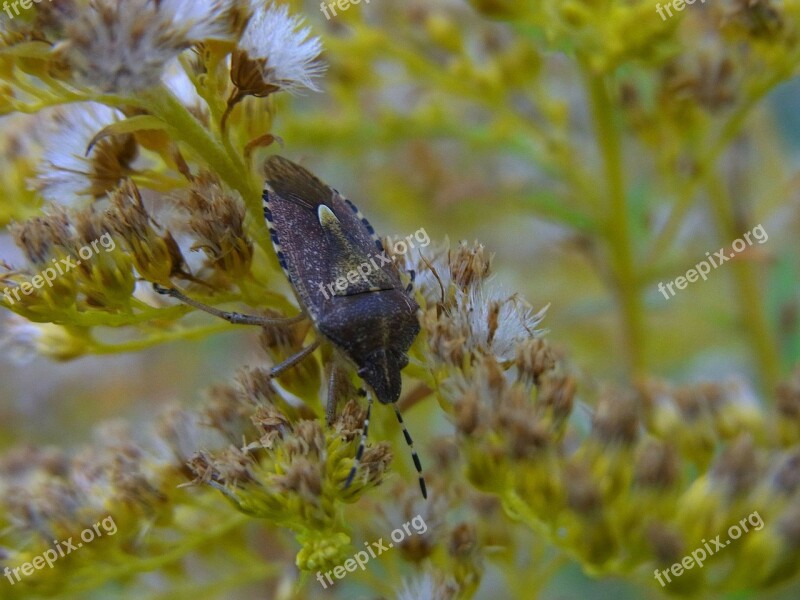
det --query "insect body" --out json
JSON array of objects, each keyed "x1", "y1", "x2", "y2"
[
  {"x1": 262, "y1": 156, "x2": 420, "y2": 404},
  {"x1": 262, "y1": 156, "x2": 426, "y2": 498},
  {"x1": 159, "y1": 156, "x2": 426, "y2": 497}
]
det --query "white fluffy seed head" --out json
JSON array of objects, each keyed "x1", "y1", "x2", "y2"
[
  {"x1": 34, "y1": 103, "x2": 129, "y2": 204},
  {"x1": 58, "y1": 0, "x2": 238, "y2": 93},
  {"x1": 237, "y1": 3, "x2": 325, "y2": 93}
]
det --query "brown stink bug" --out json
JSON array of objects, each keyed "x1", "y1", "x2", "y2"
[{"x1": 156, "y1": 155, "x2": 426, "y2": 498}]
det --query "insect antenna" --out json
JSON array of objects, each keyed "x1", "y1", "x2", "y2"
[
  {"x1": 393, "y1": 405, "x2": 428, "y2": 499},
  {"x1": 344, "y1": 391, "x2": 373, "y2": 490},
  {"x1": 405, "y1": 268, "x2": 415, "y2": 293}
]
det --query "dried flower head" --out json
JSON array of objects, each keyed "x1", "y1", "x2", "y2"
[
  {"x1": 34, "y1": 104, "x2": 137, "y2": 203},
  {"x1": 56, "y1": 0, "x2": 237, "y2": 93},
  {"x1": 223, "y1": 3, "x2": 324, "y2": 127},
  {"x1": 10, "y1": 206, "x2": 71, "y2": 265},
  {"x1": 234, "y1": 3, "x2": 324, "y2": 95},
  {"x1": 397, "y1": 571, "x2": 459, "y2": 600},
  {"x1": 178, "y1": 171, "x2": 253, "y2": 279},
  {"x1": 105, "y1": 180, "x2": 187, "y2": 285}
]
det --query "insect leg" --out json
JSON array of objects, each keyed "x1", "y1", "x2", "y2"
[
  {"x1": 344, "y1": 392, "x2": 372, "y2": 490},
  {"x1": 153, "y1": 284, "x2": 306, "y2": 327},
  {"x1": 393, "y1": 405, "x2": 428, "y2": 499},
  {"x1": 269, "y1": 339, "x2": 321, "y2": 377},
  {"x1": 326, "y1": 363, "x2": 347, "y2": 426}
]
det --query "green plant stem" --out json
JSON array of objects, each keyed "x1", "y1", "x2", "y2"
[
  {"x1": 65, "y1": 511, "x2": 251, "y2": 596},
  {"x1": 88, "y1": 322, "x2": 235, "y2": 354},
  {"x1": 582, "y1": 64, "x2": 646, "y2": 379},
  {"x1": 706, "y1": 171, "x2": 781, "y2": 393},
  {"x1": 646, "y1": 53, "x2": 800, "y2": 263},
  {"x1": 138, "y1": 86, "x2": 272, "y2": 257}
]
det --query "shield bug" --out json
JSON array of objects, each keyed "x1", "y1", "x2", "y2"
[{"x1": 157, "y1": 155, "x2": 426, "y2": 498}]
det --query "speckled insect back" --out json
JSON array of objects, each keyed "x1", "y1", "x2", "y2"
[{"x1": 262, "y1": 155, "x2": 426, "y2": 498}]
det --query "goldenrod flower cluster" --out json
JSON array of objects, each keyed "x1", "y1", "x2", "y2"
[{"x1": 0, "y1": 1, "x2": 799, "y2": 599}]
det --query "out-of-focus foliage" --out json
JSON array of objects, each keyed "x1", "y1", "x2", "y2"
[{"x1": 0, "y1": 0, "x2": 799, "y2": 599}]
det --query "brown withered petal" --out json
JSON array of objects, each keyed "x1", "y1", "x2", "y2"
[
  {"x1": 711, "y1": 433, "x2": 760, "y2": 496},
  {"x1": 482, "y1": 355, "x2": 507, "y2": 404},
  {"x1": 284, "y1": 420, "x2": 326, "y2": 459},
  {"x1": 536, "y1": 374, "x2": 576, "y2": 424},
  {"x1": 236, "y1": 366, "x2": 279, "y2": 406},
  {"x1": 777, "y1": 374, "x2": 800, "y2": 419},
  {"x1": 89, "y1": 134, "x2": 138, "y2": 197},
  {"x1": 251, "y1": 404, "x2": 291, "y2": 449},
  {"x1": 358, "y1": 443, "x2": 393, "y2": 487},
  {"x1": 723, "y1": 0, "x2": 783, "y2": 37},
  {"x1": 564, "y1": 462, "x2": 602, "y2": 515},
  {"x1": 634, "y1": 440, "x2": 679, "y2": 489},
  {"x1": 163, "y1": 230, "x2": 190, "y2": 279},
  {"x1": 779, "y1": 502, "x2": 800, "y2": 550},
  {"x1": 11, "y1": 208, "x2": 73, "y2": 264},
  {"x1": 673, "y1": 382, "x2": 726, "y2": 421},
  {"x1": 156, "y1": 406, "x2": 221, "y2": 466},
  {"x1": 454, "y1": 388, "x2": 482, "y2": 435},
  {"x1": 646, "y1": 522, "x2": 685, "y2": 564},
  {"x1": 33, "y1": 0, "x2": 79, "y2": 39},
  {"x1": 422, "y1": 307, "x2": 468, "y2": 365},
  {"x1": 772, "y1": 449, "x2": 800, "y2": 496},
  {"x1": 591, "y1": 390, "x2": 640, "y2": 446},
  {"x1": 775, "y1": 497, "x2": 800, "y2": 550},
  {"x1": 186, "y1": 452, "x2": 216, "y2": 485},
  {"x1": 515, "y1": 337, "x2": 556, "y2": 385},
  {"x1": 274, "y1": 459, "x2": 323, "y2": 499},
  {"x1": 448, "y1": 522, "x2": 477, "y2": 558},
  {"x1": 201, "y1": 383, "x2": 253, "y2": 443},
  {"x1": 105, "y1": 180, "x2": 188, "y2": 284},
  {"x1": 73, "y1": 206, "x2": 106, "y2": 246},
  {"x1": 400, "y1": 532, "x2": 436, "y2": 562},
  {"x1": 334, "y1": 399, "x2": 368, "y2": 440},
  {"x1": 180, "y1": 171, "x2": 253, "y2": 277},
  {"x1": 471, "y1": 494, "x2": 501, "y2": 518},
  {"x1": 106, "y1": 180, "x2": 148, "y2": 235},
  {"x1": 230, "y1": 50, "x2": 281, "y2": 98},
  {"x1": 0, "y1": 445, "x2": 68, "y2": 479},
  {"x1": 449, "y1": 241, "x2": 492, "y2": 290},
  {"x1": 199, "y1": 446, "x2": 256, "y2": 487},
  {"x1": 428, "y1": 437, "x2": 461, "y2": 472},
  {"x1": 498, "y1": 389, "x2": 551, "y2": 459},
  {"x1": 660, "y1": 56, "x2": 737, "y2": 114},
  {"x1": 258, "y1": 317, "x2": 301, "y2": 352}
]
